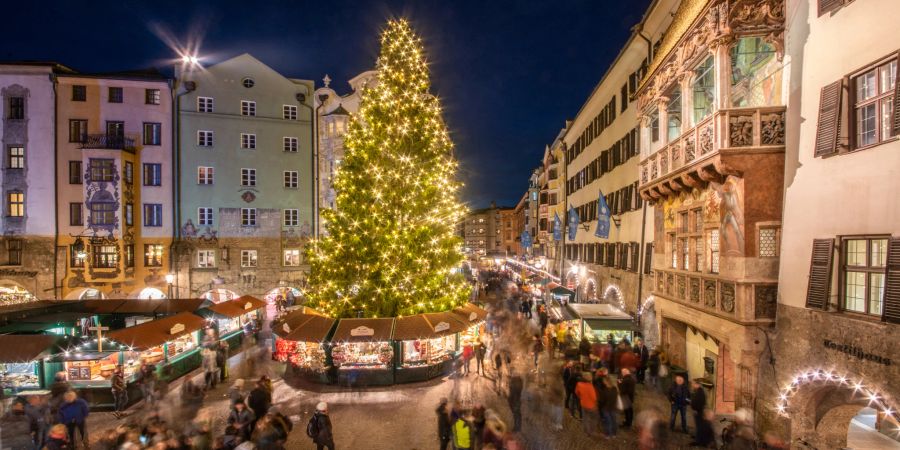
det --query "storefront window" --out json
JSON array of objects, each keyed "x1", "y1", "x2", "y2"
[
  {"x1": 0, "y1": 362, "x2": 39, "y2": 392},
  {"x1": 274, "y1": 339, "x2": 327, "y2": 371},
  {"x1": 331, "y1": 342, "x2": 393, "y2": 369},
  {"x1": 692, "y1": 56, "x2": 716, "y2": 123},
  {"x1": 64, "y1": 353, "x2": 138, "y2": 385},
  {"x1": 402, "y1": 335, "x2": 458, "y2": 367},
  {"x1": 730, "y1": 37, "x2": 782, "y2": 107},
  {"x1": 666, "y1": 88, "x2": 682, "y2": 141}
]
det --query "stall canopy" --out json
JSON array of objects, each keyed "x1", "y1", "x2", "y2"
[
  {"x1": 0, "y1": 335, "x2": 61, "y2": 362},
  {"x1": 551, "y1": 286, "x2": 576, "y2": 297},
  {"x1": 422, "y1": 312, "x2": 469, "y2": 336},
  {"x1": 393, "y1": 313, "x2": 467, "y2": 341},
  {"x1": 197, "y1": 296, "x2": 266, "y2": 320},
  {"x1": 106, "y1": 312, "x2": 206, "y2": 350},
  {"x1": 75, "y1": 299, "x2": 206, "y2": 316},
  {"x1": 78, "y1": 300, "x2": 127, "y2": 314},
  {"x1": 546, "y1": 282, "x2": 561, "y2": 290},
  {"x1": 566, "y1": 303, "x2": 636, "y2": 330},
  {"x1": 273, "y1": 312, "x2": 336, "y2": 342},
  {"x1": 331, "y1": 318, "x2": 394, "y2": 343},
  {"x1": 449, "y1": 303, "x2": 488, "y2": 327}
]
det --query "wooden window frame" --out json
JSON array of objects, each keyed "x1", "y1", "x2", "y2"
[
  {"x1": 838, "y1": 235, "x2": 889, "y2": 317},
  {"x1": 849, "y1": 55, "x2": 898, "y2": 151}
]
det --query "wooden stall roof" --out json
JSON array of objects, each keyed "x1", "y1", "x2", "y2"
[
  {"x1": 331, "y1": 317, "x2": 394, "y2": 343},
  {"x1": 200, "y1": 296, "x2": 266, "y2": 319},
  {"x1": 392, "y1": 315, "x2": 434, "y2": 341},
  {"x1": 78, "y1": 299, "x2": 127, "y2": 314},
  {"x1": 273, "y1": 312, "x2": 335, "y2": 342},
  {"x1": 449, "y1": 303, "x2": 488, "y2": 326},
  {"x1": 423, "y1": 312, "x2": 469, "y2": 336},
  {"x1": 154, "y1": 299, "x2": 206, "y2": 315},
  {"x1": 112, "y1": 299, "x2": 162, "y2": 314},
  {"x1": 19, "y1": 312, "x2": 93, "y2": 323},
  {"x1": 106, "y1": 312, "x2": 205, "y2": 350},
  {"x1": 0, "y1": 335, "x2": 61, "y2": 362}
]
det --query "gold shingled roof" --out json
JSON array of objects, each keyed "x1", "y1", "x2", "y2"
[{"x1": 638, "y1": 0, "x2": 714, "y2": 92}]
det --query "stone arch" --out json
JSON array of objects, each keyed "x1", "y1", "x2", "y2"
[
  {"x1": 583, "y1": 278, "x2": 597, "y2": 302},
  {"x1": 638, "y1": 295, "x2": 659, "y2": 349},
  {"x1": 265, "y1": 286, "x2": 304, "y2": 316},
  {"x1": 0, "y1": 280, "x2": 38, "y2": 306},
  {"x1": 65, "y1": 287, "x2": 106, "y2": 300},
  {"x1": 601, "y1": 285, "x2": 625, "y2": 310},
  {"x1": 201, "y1": 288, "x2": 239, "y2": 304},
  {"x1": 135, "y1": 287, "x2": 166, "y2": 300}
]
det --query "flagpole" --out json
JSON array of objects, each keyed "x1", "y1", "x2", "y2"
[{"x1": 559, "y1": 143, "x2": 568, "y2": 282}]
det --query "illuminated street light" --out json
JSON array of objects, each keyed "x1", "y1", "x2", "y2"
[{"x1": 181, "y1": 54, "x2": 199, "y2": 65}]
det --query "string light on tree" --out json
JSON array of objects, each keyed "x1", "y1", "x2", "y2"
[{"x1": 306, "y1": 19, "x2": 468, "y2": 319}]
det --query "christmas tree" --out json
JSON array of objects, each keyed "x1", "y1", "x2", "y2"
[{"x1": 306, "y1": 19, "x2": 469, "y2": 318}]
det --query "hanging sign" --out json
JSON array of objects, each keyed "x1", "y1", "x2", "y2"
[
  {"x1": 244, "y1": 302, "x2": 253, "y2": 310},
  {"x1": 568, "y1": 206, "x2": 579, "y2": 241},
  {"x1": 350, "y1": 326, "x2": 375, "y2": 337},
  {"x1": 469, "y1": 312, "x2": 478, "y2": 322},
  {"x1": 169, "y1": 323, "x2": 185, "y2": 335},
  {"x1": 282, "y1": 323, "x2": 291, "y2": 334},
  {"x1": 434, "y1": 322, "x2": 450, "y2": 333},
  {"x1": 553, "y1": 213, "x2": 562, "y2": 241},
  {"x1": 595, "y1": 190, "x2": 611, "y2": 239}
]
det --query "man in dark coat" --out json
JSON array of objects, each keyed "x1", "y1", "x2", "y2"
[
  {"x1": 247, "y1": 380, "x2": 272, "y2": 426},
  {"x1": 312, "y1": 402, "x2": 334, "y2": 450},
  {"x1": 1, "y1": 400, "x2": 35, "y2": 450},
  {"x1": 668, "y1": 375, "x2": 690, "y2": 433},
  {"x1": 690, "y1": 379, "x2": 709, "y2": 441},
  {"x1": 618, "y1": 368, "x2": 637, "y2": 427},
  {"x1": 227, "y1": 401, "x2": 255, "y2": 440},
  {"x1": 563, "y1": 361, "x2": 581, "y2": 418},
  {"x1": 436, "y1": 398, "x2": 452, "y2": 450},
  {"x1": 507, "y1": 374, "x2": 523, "y2": 432},
  {"x1": 633, "y1": 338, "x2": 650, "y2": 383}
]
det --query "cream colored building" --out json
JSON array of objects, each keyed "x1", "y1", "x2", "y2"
[{"x1": 764, "y1": 0, "x2": 900, "y2": 447}]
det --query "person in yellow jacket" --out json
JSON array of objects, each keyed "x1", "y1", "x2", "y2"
[{"x1": 452, "y1": 414, "x2": 474, "y2": 450}]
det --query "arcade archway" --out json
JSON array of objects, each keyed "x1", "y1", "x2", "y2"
[
  {"x1": 137, "y1": 287, "x2": 166, "y2": 300},
  {"x1": 638, "y1": 296, "x2": 659, "y2": 349},
  {"x1": 601, "y1": 285, "x2": 625, "y2": 311},
  {"x1": 201, "y1": 288, "x2": 239, "y2": 304},
  {"x1": 65, "y1": 288, "x2": 106, "y2": 300},
  {"x1": 265, "y1": 286, "x2": 304, "y2": 317},
  {"x1": 0, "y1": 282, "x2": 38, "y2": 306},
  {"x1": 584, "y1": 279, "x2": 597, "y2": 302}
]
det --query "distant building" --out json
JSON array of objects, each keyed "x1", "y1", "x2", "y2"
[
  {"x1": 462, "y1": 202, "x2": 513, "y2": 257},
  {"x1": 55, "y1": 68, "x2": 174, "y2": 300},
  {"x1": 174, "y1": 54, "x2": 315, "y2": 305}
]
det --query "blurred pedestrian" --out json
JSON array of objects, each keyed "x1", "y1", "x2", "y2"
[
  {"x1": 57, "y1": 391, "x2": 89, "y2": 447},
  {"x1": 247, "y1": 380, "x2": 272, "y2": 426},
  {"x1": 44, "y1": 424, "x2": 70, "y2": 450},
  {"x1": 647, "y1": 349, "x2": 661, "y2": 390},
  {"x1": 575, "y1": 371, "x2": 599, "y2": 437},
  {"x1": 138, "y1": 362, "x2": 157, "y2": 407},
  {"x1": 508, "y1": 374, "x2": 523, "y2": 432},
  {"x1": 598, "y1": 376, "x2": 619, "y2": 438},
  {"x1": 308, "y1": 401, "x2": 334, "y2": 450},
  {"x1": 228, "y1": 400, "x2": 255, "y2": 440},
  {"x1": 111, "y1": 365, "x2": 128, "y2": 418},
  {"x1": 452, "y1": 412, "x2": 474, "y2": 450},
  {"x1": 475, "y1": 340, "x2": 487, "y2": 376},
  {"x1": 668, "y1": 374, "x2": 690, "y2": 433},
  {"x1": 619, "y1": 368, "x2": 636, "y2": 428},
  {"x1": 436, "y1": 398, "x2": 451, "y2": 450},
  {"x1": 634, "y1": 338, "x2": 650, "y2": 383},
  {"x1": 25, "y1": 394, "x2": 50, "y2": 449}
]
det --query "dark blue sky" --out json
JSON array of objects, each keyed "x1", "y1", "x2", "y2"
[{"x1": 6, "y1": 0, "x2": 650, "y2": 208}]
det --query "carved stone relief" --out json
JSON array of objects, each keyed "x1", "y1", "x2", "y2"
[
  {"x1": 754, "y1": 285, "x2": 778, "y2": 319},
  {"x1": 699, "y1": 124, "x2": 713, "y2": 155},
  {"x1": 729, "y1": 115, "x2": 754, "y2": 147},
  {"x1": 684, "y1": 135, "x2": 696, "y2": 162},
  {"x1": 690, "y1": 277, "x2": 701, "y2": 303},
  {"x1": 704, "y1": 279, "x2": 717, "y2": 308},
  {"x1": 677, "y1": 275, "x2": 686, "y2": 300},
  {"x1": 720, "y1": 282, "x2": 735, "y2": 313},
  {"x1": 761, "y1": 112, "x2": 785, "y2": 145}
]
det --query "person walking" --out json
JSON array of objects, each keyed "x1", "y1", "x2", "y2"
[
  {"x1": 668, "y1": 374, "x2": 690, "y2": 433},
  {"x1": 229, "y1": 379, "x2": 247, "y2": 406},
  {"x1": 598, "y1": 376, "x2": 619, "y2": 438},
  {"x1": 562, "y1": 361, "x2": 580, "y2": 418},
  {"x1": 633, "y1": 338, "x2": 650, "y2": 384},
  {"x1": 475, "y1": 340, "x2": 487, "y2": 376},
  {"x1": 56, "y1": 391, "x2": 89, "y2": 447},
  {"x1": 618, "y1": 368, "x2": 636, "y2": 428},
  {"x1": 538, "y1": 306, "x2": 549, "y2": 334},
  {"x1": 493, "y1": 350, "x2": 504, "y2": 389},
  {"x1": 202, "y1": 347, "x2": 218, "y2": 389},
  {"x1": 507, "y1": 374, "x2": 524, "y2": 432},
  {"x1": 217, "y1": 342, "x2": 229, "y2": 382},
  {"x1": 308, "y1": 401, "x2": 334, "y2": 450},
  {"x1": 138, "y1": 362, "x2": 157, "y2": 408},
  {"x1": 228, "y1": 400, "x2": 256, "y2": 440},
  {"x1": 575, "y1": 371, "x2": 599, "y2": 437},
  {"x1": 690, "y1": 379, "x2": 708, "y2": 440},
  {"x1": 462, "y1": 342, "x2": 474, "y2": 376},
  {"x1": 531, "y1": 335, "x2": 544, "y2": 370},
  {"x1": 247, "y1": 380, "x2": 272, "y2": 427},
  {"x1": 451, "y1": 413, "x2": 474, "y2": 450},
  {"x1": 691, "y1": 409, "x2": 716, "y2": 448},
  {"x1": 436, "y1": 398, "x2": 452, "y2": 450},
  {"x1": 43, "y1": 424, "x2": 70, "y2": 450},
  {"x1": 647, "y1": 349, "x2": 661, "y2": 390},
  {"x1": 25, "y1": 394, "x2": 50, "y2": 449},
  {"x1": 111, "y1": 365, "x2": 128, "y2": 418}
]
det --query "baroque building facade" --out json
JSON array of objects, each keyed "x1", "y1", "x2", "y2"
[
  {"x1": 174, "y1": 54, "x2": 315, "y2": 306},
  {"x1": 761, "y1": 0, "x2": 900, "y2": 447},
  {"x1": 55, "y1": 69, "x2": 175, "y2": 300},
  {"x1": 636, "y1": 0, "x2": 786, "y2": 415}
]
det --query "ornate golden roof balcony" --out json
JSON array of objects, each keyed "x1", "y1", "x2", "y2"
[{"x1": 639, "y1": 105, "x2": 785, "y2": 202}]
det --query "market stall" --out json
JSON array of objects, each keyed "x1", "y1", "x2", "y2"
[
  {"x1": 72, "y1": 298, "x2": 207, "y2": 328},
  {"x1": 272, "y1": 311, "x2": 335, "y2": 382},
  {"x1": 195, "y1": 296, "x2": 265, "y2": 350},
  {"x1": 548, "y1": 283, "x2": 576, "y2": 304},
  {"x1": 393, "y1": 312, "x2": 466, "y2": 383},
  {"x1": 0, "y1": 335, "x2": 61, "y2": 395},
  {"x1": 450, "y1": 303, "x2": 488, "y2": 346},
  {"x1": 330, "y1": 317, "x2": 395, "y2": 386},
  {"x1": 565, "y1": 303, "x2": 636, "y2": 344}
]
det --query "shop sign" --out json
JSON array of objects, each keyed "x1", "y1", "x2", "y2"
[
  {"x1": 282, "y1": 323, "x2": 291, "y2": 334},
  {"x1": 244, "y1": 302, "x2": 253, "y2": 310},
  {"x1": 434, "y1": 322, "x2": 450, "y2": 333},
  {"x1": 823, "y1": 339, "x2": 892, "y2": 366},
  {"x1": 0, "y1": 269, "x2": 38, "y2": 277},
  {"x1": 469, "y1": 312, "x2": 478, "y2": 322},
  {"x1": 169, "y1": 323, "x2": 185, "y2": 335},
  {"x1": 350, "y1": 326, "x2": 375, "y2": 337}
]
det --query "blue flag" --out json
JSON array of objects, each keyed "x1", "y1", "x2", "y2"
[
  {"x1": 595, "y1": 190, "x2": 611, "y2": 239},
  {"x1": 567, "y1": 206, "x2": 579, "y2": 241},
  {"x1": 553, "y1": 213, "x2": 562, "y2": 241},
  {"x1": 521, "y1": 230, "x2": 532, "y2": 248}
]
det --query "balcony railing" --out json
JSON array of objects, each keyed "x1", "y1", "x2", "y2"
[
  {"x1": 640, "y1": 106, "x2": 785, "y2": 187},
  {"x1": 651, "y1": 268, "x2": 777, "y2": 324},
  {"x1": 79, "y1": 134, "x2": 137, "y2": 152}
]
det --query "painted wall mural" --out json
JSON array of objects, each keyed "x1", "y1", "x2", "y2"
[
  {"x1": 709, "y1": 176, "x2": 745, "y2": 257},
  {"x1": 84, "y1": 159, "x2": 120, "y2": 235}
]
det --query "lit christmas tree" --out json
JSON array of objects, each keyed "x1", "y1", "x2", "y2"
[{"x1": 306, "y1": 19, "x2": 469, "y2": 318}]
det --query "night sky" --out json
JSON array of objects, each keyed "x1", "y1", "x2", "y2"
[{"x1": 6, "y1": 0, "x2": 651, "y2": 209}]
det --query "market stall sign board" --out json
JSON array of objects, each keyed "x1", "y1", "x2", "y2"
[
  {"x1": 283, "y1": 323, "x2": 291, "y2": 333},
  {"x1": 469, "y1": 312, "x2": 477, "y2": 322},
  {"x1": 244, "y1": 302, "x2": 253, "y2": 310},
  {"x1": 170, "y1": 323, "x2": 185, "y2": 335},
  {"x1": 350, "y1": 326, "x2": 375, "y2": 337},
  {"x1": 434, "y1": 322, "x2": 450, "y2": 333}
]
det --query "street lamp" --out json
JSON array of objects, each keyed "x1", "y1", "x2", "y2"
[{"x1": 165, "y1": 273, "x2": 175, "y2": 299}]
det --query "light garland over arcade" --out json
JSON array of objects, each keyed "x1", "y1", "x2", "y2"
[
  {"x1": 306, "y1": 19, "x2": 469, "y2": 319},
  {"x1": 775, "y1": 368, "x2": 897, "y2": 425}
]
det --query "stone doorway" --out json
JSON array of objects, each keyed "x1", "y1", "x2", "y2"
[{"x1": 638, "y1": 297, "x2": 659, "y2": 350}]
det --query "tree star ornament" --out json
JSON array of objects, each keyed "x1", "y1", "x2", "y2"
[{"x1": 305, "y1": 19, "x2": 468, "y2": 318}]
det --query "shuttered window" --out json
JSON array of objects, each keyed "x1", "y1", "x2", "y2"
[
  {"x1": 644, "y1": 243, "x2": 653, "y2": 274},
  {"x1": 630, "y1": 242, "x2": 640, "y2": 273},
  {"x1": 881, "y1": 237, "x2": 900, "y2": 323},
  {"x1": 814, "y1": 81, "x2": 843, "y2": 157},
  {"x1": 806, "y1": 239, "x2": 835, "y2": 310},
  {"x1": 818, "y1": 0, "x2": 844, "y2": 16}
]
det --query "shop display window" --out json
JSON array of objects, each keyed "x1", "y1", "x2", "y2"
[
  {"x1": 401, "y1": 335, "x2": 457, "y2": 367},
  {"x1": 459, "y1": 324, "x2": 484, "y2": 346},
  {"x1": 0, "y1": 362, "x2": 39, "y2": 392},
  {"x1": 64, "y1": 353, "x2": 138, "y2": 385},
  {"x1": 584, "y1": 326, "x2": 632, "y2": 344},
  {"x1": 331, "y1": 342, "x2": 393, "y2": 370},
  {"x1": 274, "y1": 340, "x2": 327, "y2": 371},
  {"x1": 166, "y1": 333, "x2": 198, "y2": 358}
]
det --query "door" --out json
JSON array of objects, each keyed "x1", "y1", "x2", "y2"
[{"x1": 106, "y1": 121, "x2": 124, "y2": 148}]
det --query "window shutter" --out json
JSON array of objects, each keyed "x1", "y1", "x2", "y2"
[
  {"x1": 892, "y1": 53, "x2": 900, "y2": 137},
  {"x1": 644, "y1": 243, "x2": 653, "y2": 274},
  {"x1": 814, "y1": 81, "x2": 843, "y2": 157},
  {"x1": 805, "y1": 239, "x2": 835, "y2": 309},
  {"x1": 631, "y1": 242, "x2": 640, "y2": 272},
  {"x1": 817, "y1": 0, "x2": 843, "y2": 16},
  {"x1": 882, "y1": 237, "x2": 900, "y2": 324}
]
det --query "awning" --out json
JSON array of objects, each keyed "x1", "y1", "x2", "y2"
[
  {"x1": 422, "y1": 312, "x2": 469, "y2": 336},
  {"x1": 273, "y1": 312, "x2": 335, "y2": 342},
  {"x1": 331, "y1": 318, "x2": 394, "y2": 343},
  {"x1": 551, "y1": 286, "x2": 576, "y2": 297},
  {"x1": 106, "y1": 312, "x2": 206, "y2": 350},
  {"x1": 546, "y1": 282, "x2": 561, "y2": 290},
  {"x1": 584, "y1": 318, "x2": 639, "y2": 332},
  {"x1": 537, "y1": 277, "x2": 552, "y2": 286},
  {"x1": 79, "y1": 299, "x2": 127, "y2": 314},
  {"x1": 549, "y1": 300, "x2": 578, "y2": 321},
  {"x1": 19, "y1": 312, "x2": 93, "y2": 324},
  {"x1": 0, "y1": 335, "x2": 61, "y2": 362},
  {"x1": 449, "y1": 303, "x2": 488, "y2": 327},
  {"x1": 154, "y1": 299, "x2": 206, "y2": 315},
  {"x1": 110, "y1": 299, "x2": 162, "y2": 315},
  {"x1": 198, "y1": 296, "x2": 266, "y2": 319}
]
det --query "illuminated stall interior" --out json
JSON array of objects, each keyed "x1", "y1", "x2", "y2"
[
  {"x1": 198, "y1": 296, "x2": 266, "y2": 337},
  {"x1": 0, "y1": 335, "x2": 60, "y2": 394},
  {"x1": 566, "y1": 303, "x2": 636, "y2": 343},
  {"x1": 394, "y1": 312, "x2": 466, "y2": 368},
  {"x1": 330, "y1": 318, "x2": 395, "y2": 370},
  {"x1": 450, "y1": 303, "x2": 488, "y2": 346},
  {"x1": 104, "y1": 312, "x2": 206, "y2": 374},
  {"x1": 272, "y1": 311, "x2": 335, "y2": 372}
]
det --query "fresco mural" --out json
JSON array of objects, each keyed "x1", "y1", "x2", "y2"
[{"x1": 710, "y1": 176, "x2": 745, "y2": 256}]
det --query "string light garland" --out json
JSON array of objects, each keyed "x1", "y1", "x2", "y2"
[
  {"x1": 775, "y1": 368, "x2": 897, "y2": 425},
  {"x1": 306, "y1": 19, "x2": 469, "y2": 318}
]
